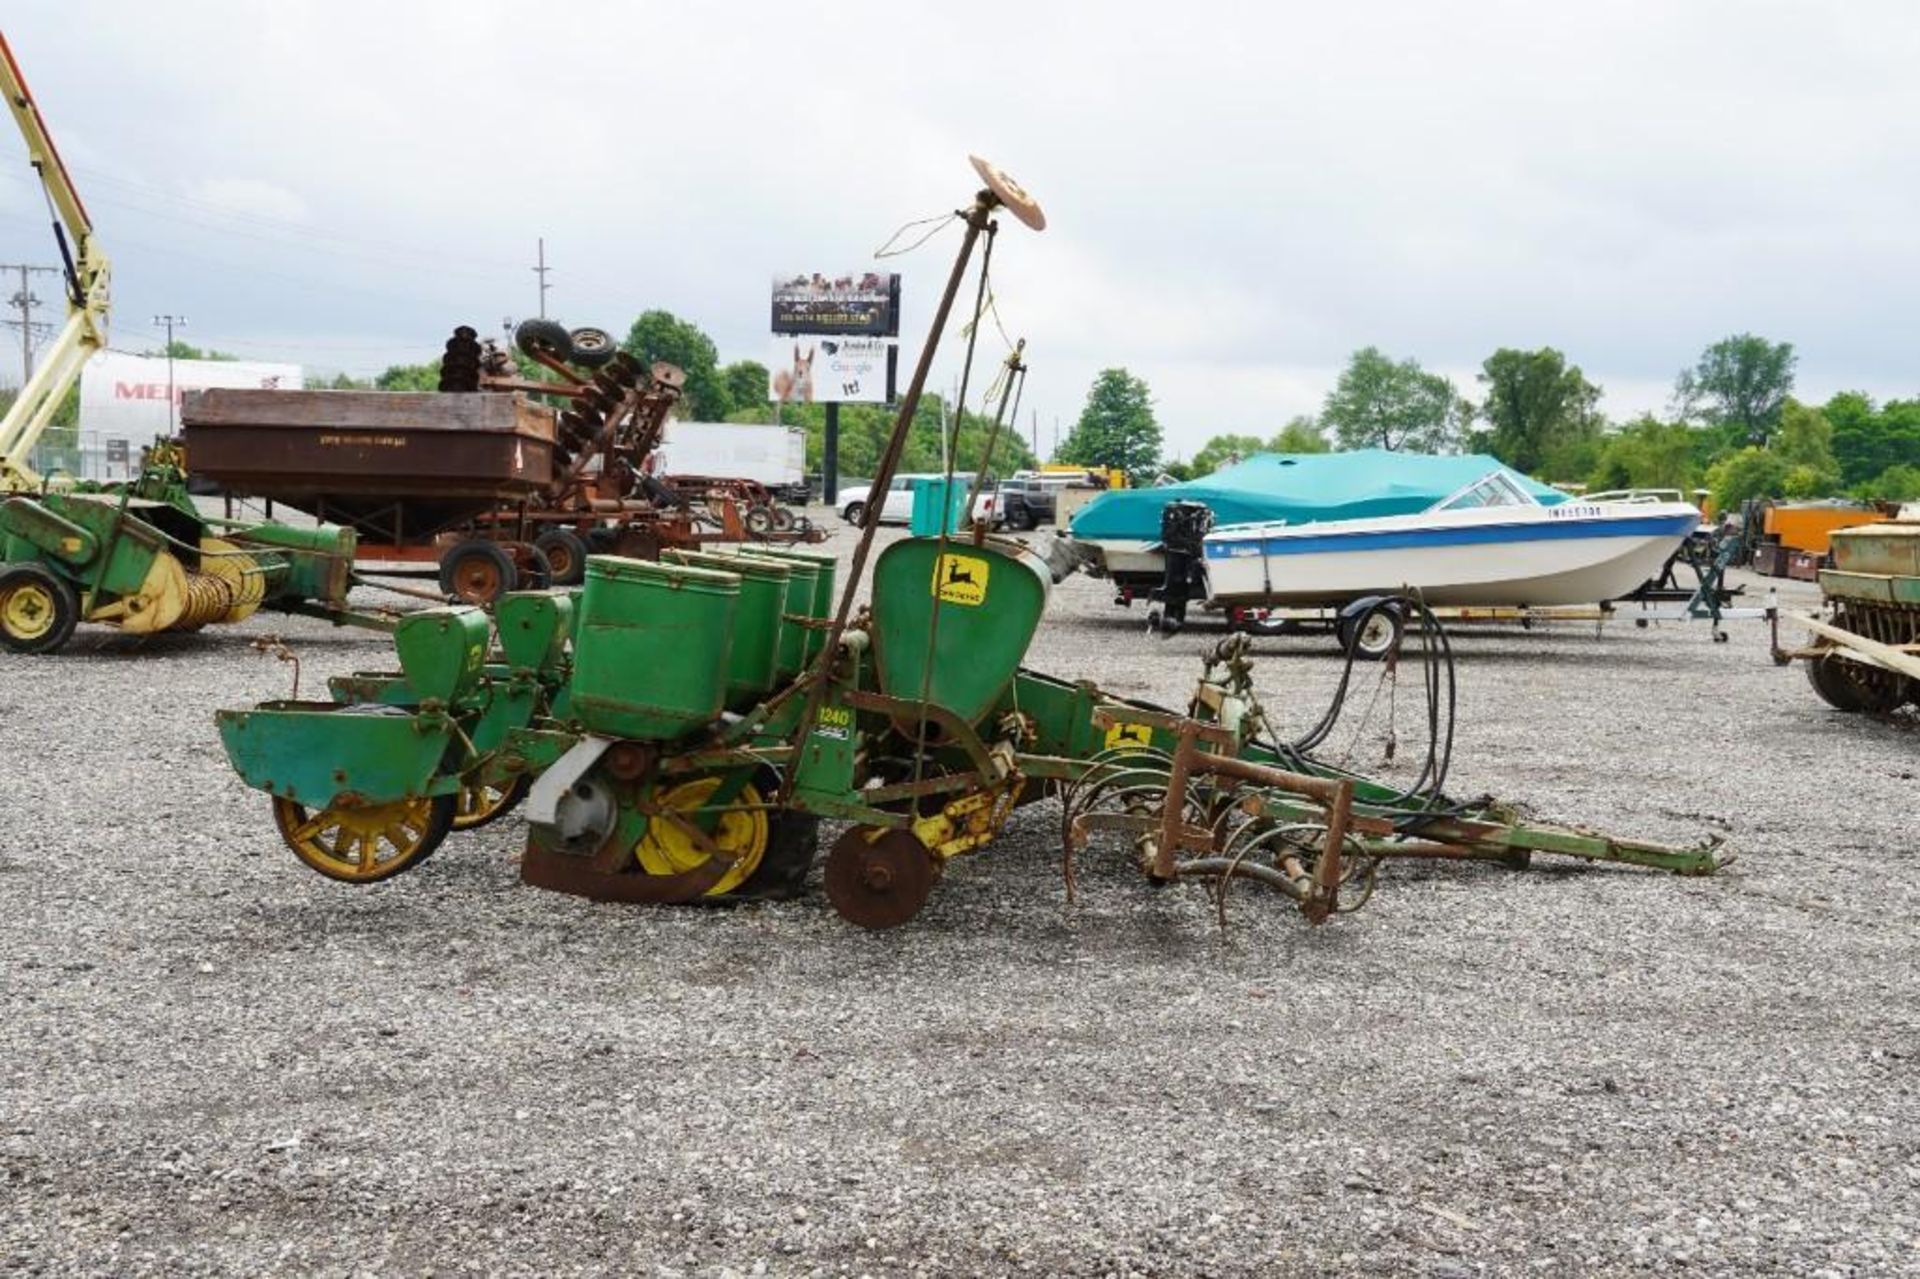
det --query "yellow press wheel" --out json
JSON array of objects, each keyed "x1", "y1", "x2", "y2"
[
  {"x1": 633, "y1": 776, "x2": 771, "y2": 898},
  {"x1": 271, "y1": 793, "x2": 457, "y2": 883}
]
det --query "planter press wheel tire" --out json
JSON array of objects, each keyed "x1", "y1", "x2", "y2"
[
  {"x1": 1339, "y1": 607, "x2": 1404, "y2": 662},
  {"x1": 824, "y1": 826, "x2": 941, "y2": 930},
  {"x1": 271, "y1": 793, "x2": 457, "y2": 883},
  {"x1": 629, "y1": 775, "x2": 814, "y2": 900},
  {"x1": 534, "y1": 530, "x2": 589, "y2": 586},
  {"x1": 745, "y1": 505, "x2": 776, "y2": 537},
  {"x1": 440, "y1": 540, "x2": 519, "y2": 606},
  {"x1": 842, "y1": 502, "x2": 865, "y2": 527},
  {"x1": 514, "y1": 317, "x2": 574, "y2": 362},
  {"x1": 770, "y1": 505, "x2": 796, "y2": 533},
  {"x1": 452, "y1": 775, "x2": 528, "y2": 831},
  {"x1": 567, "y1": 327, "x2": 617, "y2": 368},
  {"x1": 1805, "y1": 654, "x2": 1904, "y2": 714},
  {"x1": 0, "y1": 564, "x2": 79, "y2": 655}
]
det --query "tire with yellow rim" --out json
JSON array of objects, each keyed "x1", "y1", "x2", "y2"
[
  {"x1": 633, "y1": 774, "x2": 817, "y2": 900},
  {"x1": 0, "y1": 563, "x2": 79, "y2": 655},
  {"x1": 271, "y1": 793, "x2": 458, "y2": 883}
]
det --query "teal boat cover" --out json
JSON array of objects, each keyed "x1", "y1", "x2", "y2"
[{"x1": 1068, "y1": 449, "x2": 1568, "y2": 542}]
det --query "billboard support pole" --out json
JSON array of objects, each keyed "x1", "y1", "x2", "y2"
[{"x1": 822, "y1": 401, "x2": 839, "y2": 506}]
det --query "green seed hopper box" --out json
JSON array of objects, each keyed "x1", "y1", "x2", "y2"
[
  {"x1": 869, "y1": 536, "x2": 1051, "y2": 730},
  {"x1": 661, "y1": 548, "x2": 791, "y2": 709},
  {"x1": 494, "y1": 591, "x2": 575, "y2": 671},
  {"x1": 572, "y1": 555, "x2": 739, "y2": 741},
  {"x1": 733, "y1": 546, "x2": 838, "y2": 664},
  {"x1": 724, "y1": 550, "x2": 818, "y2": 679},
  {"x1": 392, "y1": 607, "x2": 492, "y2": 705}
]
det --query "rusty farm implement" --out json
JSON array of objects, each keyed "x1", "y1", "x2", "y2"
[{"x1": 212, "y1": 158, "x2": 1724, "y2": 928}]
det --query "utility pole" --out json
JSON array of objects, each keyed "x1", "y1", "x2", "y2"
[
  {"x1": 153, "y1": 314, "x2": 187, "y2": 434},
  {"x1": 1, "y1": 263, "x2": 57, "y2": 385},
  {"x1": 533, "y1": 238, "x2": 551, "y2": 319}
]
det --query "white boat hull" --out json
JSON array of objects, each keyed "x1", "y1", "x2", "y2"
[{"x1": 1203, "y1": 503, "x2": 1701, "y2": 608}]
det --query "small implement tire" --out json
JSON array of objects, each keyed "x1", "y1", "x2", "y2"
[
  {"x1": 439, "y1": 539, "x2": 518, "y2": 606},
  {"x1": 514, "y1": 317, "x2": 573, "y2": 362},
  {"x1": 452, "y1": 775, "x2": 528, "y2": 831},
  {"x1": 272, "y1": 793, "x2": 457, "y2": 883},
  {"x1": 745, "y1": 505, "x2": 777, "y2": 537},
  {"x1": 0, "y1": 563, "x2": 80, "y2": 655},
  {"x1": 567, "y1": 326, "x2": 617, "y2": 368},
  {"x1": 534, "y1": 529, "x2": 590, "y2": 586}
]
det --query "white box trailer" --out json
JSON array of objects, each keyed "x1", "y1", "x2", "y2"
[{"x1": 655, "y1": 421, "x2": 807, "y2": 500}]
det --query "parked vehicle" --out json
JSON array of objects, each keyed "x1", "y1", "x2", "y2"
[
  {"x1": 654, "y1": 421, "x2": 808, "y2": 503},
  {"x1": 998, "y1": 470, "x2": 1102, "y2": 530},
  {"x1": 838, "y1": 473, "x2": 1000, "y2": 527}
]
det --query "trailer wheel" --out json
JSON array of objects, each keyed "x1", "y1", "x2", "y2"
[
  {"x1": 745, "y1": 505, "x2": 777, "y2": 537},
  {"x1": 0, "y1": 564, "x2": 79, "y2": 655},
  {"x1": 567, "y1": 327, "x2": 617, "y2": 368},
  {"x1": 770, "y1": 505, "x2": 796, "y2": 533},
  {"x1": 514, "y1": 317, "x2": 573, "y2": 362},
  {"x1": 439, "y1": 539, "x2": 518, "y2": 605},
  {"x1": 534, "y1": 530, "x2": 588, "y2": 586},
  {"x1": 1338, "y1": 603, "x2": 1404, "y2": 661}
]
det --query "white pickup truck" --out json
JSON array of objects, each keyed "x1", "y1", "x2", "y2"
[{"x1": 837, "y1": 473, "x2": 1001, "y2": 527}]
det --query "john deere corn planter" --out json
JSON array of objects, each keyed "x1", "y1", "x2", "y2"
[
  {"x1": 214, "y1": 157, "x2": 1721, "y2": 928},
  {"x1": 0, "y1": 450, "x2": 356, "y2": 654},
  {"x1": 214, "y1": 536, "x2": 1723, "y2": 927}
]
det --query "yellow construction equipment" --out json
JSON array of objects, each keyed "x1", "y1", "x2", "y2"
[{"x1": 0, "y1": 30, "x2": 110, "y2": 494}]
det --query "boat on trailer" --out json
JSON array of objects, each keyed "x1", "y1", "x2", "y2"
[{"x1": 1202, "y1": 471, "x2": 1701, "y2": 608}]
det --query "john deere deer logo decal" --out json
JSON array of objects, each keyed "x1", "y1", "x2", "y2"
[{"x1": 932, "y1": 552, "x2": 990, "y2": 606}]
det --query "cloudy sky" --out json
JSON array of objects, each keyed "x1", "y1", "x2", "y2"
[{"x1": 3, "y1": 1, "x2": 1917, "y2": 459}]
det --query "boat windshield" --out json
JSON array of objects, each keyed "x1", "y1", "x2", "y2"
[{"x1": 1437, "y1": 471, "x2": 1536, "y2": 511}]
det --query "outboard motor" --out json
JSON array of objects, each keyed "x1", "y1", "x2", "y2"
[{"x1": 1149, "y1": 500, "x2": 1214, "y2": 635}]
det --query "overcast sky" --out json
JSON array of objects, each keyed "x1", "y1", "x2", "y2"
[{"x1": 4, "y1": 1, "x2": 1918, "y2": 459}]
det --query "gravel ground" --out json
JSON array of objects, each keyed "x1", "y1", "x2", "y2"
[{"x1": 3, "y1": 511, "x2": 1916, "y2": 1277}]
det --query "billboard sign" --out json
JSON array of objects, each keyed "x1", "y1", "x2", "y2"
[
  {"x1": 770, "y1": 272, "x2": 900, "y2": 338},
  {"x1": 79, "y1": 351, "x2": 303, "y2": 445},
  {"x1": 769, "y1": 336, "x2": 895, "y2": 406}
]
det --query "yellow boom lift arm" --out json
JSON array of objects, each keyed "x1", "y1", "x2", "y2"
[{"x1": 0, "y1": 30, "x2": 110, "y2": 493}]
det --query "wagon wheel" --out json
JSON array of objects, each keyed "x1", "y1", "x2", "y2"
[
  {"x1": 271, "y1": 793, "x2": 457, "y2": 883},
  {"x1": 452, "y1": 775, "x2": 528, "y2": 831},
  {"x1": 534, "y1": 529, "x2": 589, "y2": 586},
  {"x1": 0, "y1": 563, "x2": 79, "y2": 655},
  {"x1": 514, "y1": 317, "x2": 573, "y2": 362},
  {"x1": 567, "y1": 327, "x2": 617, "y2": 368},
  {"x1": 439, "y1": 540, "x2": 517, "y2": 606}
]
